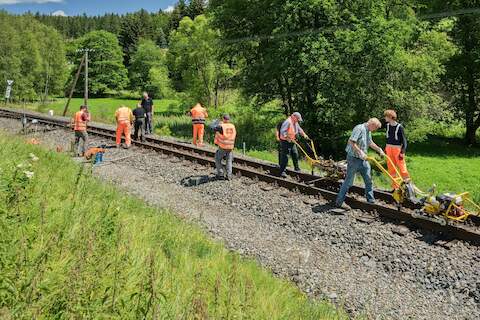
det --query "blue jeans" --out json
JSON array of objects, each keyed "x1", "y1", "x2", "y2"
[{"x1": 336, "y1": 155, "x2": 374, "y2": 205}]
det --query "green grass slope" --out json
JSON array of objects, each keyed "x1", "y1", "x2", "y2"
[{"x1": 0, "y1": 134, "x2": 344, "y2": 319}]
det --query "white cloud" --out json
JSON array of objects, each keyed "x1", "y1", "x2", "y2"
[
  {"x1": 164, "y1": 5, "x2": 174, "y2": 13},
  {"x1": 0, "y1": 0, "x2": 63, "y2": 4},
  {"x1": 51, "y1": 9, "x2": 66, "y2": 16}
]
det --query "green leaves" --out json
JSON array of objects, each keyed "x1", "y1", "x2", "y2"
[
  {"x1": 69, "y1": 30, "x2": 128, "y2": 95},
  {"x1": 0, "y1": 13, "x2": 68, "y2": 101}
]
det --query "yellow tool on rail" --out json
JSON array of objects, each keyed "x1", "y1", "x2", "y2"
[
  {"x1": 368, "y1": 155, "x2": 480, "y2": 224},
  {"x1": 293, "y1": 138, "x2": 347, "y2": 179}
]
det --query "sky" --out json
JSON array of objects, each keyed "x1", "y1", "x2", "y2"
[{"x1": 0, "y1": 0, "x2": 176, "y2": 16}]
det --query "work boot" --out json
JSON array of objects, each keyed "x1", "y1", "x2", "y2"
[
  {"x1": 294, "y1": 167, "x2": 301, "y2": 172},
  {"x1": 280, "y1": 172, "x2": 288, "y2": 178}
]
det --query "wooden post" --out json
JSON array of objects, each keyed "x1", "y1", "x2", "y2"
[
  {"x1": 84, "y1": 50, "x2": 89, "y2": 107},
  {"x1": 63, "y1": 55, "x2": 85, "y2": 117}
]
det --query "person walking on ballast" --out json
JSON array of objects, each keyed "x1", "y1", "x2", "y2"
[
  {"x1": 71, "y1": 105, "x2": 91, "y2": 157},
  {"x1": 278, "y1": 112, "x2": 309, "y2": 178},
  {"x1": 212, "y1": 114, "x2": 236, "y2": 180},
  {"x1": 335, "y1": 118, "x2": 385, "y2": 210}
]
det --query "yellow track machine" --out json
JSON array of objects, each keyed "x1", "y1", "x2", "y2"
[
  {"x1": 368, "y1": 156, "x2": 480, "y2": 225},
  {"x1": 293, "y1": 138, "x2": 347, "y2": 179}
]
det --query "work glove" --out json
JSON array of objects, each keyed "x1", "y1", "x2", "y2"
[
  {"x1": 378, "y1": 150, "x2": 386, "y2": 158},
  {"x1": 399, "y1": 153, "x2": 404, "y2": 160}
]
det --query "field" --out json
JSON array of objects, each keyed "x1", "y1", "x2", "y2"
[
  {"x1": 13, "y1": 98, "x2": 480, "y2": 203},
  {"x1": 0, "y1": 133, "x2": 345, "y2": 319}
]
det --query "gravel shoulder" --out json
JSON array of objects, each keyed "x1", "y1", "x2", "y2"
[{"x1": 1, "y1": 117, "x2": 479, "y2": 320}]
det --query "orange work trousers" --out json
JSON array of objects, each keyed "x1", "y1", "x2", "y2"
[
  {"x1": 193, "y1": 124, "x2": 205, "y2": 146},
  {"x1": 385, "y1": 145, "x2": 409, "y2": 189},
  {"x1": 116, "y1": 121, "x2": 131, "y2": 146}
]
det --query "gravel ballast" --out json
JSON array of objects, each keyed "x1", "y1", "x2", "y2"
[{"x1": 1, "y1": 117, "x2": 479, "y2": 320}]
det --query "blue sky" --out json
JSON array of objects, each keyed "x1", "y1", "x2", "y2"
[{"x1": 0, "y1": 0, "x2": 176, "y2": 16}]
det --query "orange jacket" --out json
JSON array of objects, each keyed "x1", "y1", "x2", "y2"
[
  {"x1": 280, "y1": 117, "x2": 297, "y2": 141},
  {"x1": 115, "y1": 107, "x2": 133, "y2": 123},
  {"x1": 214, "y1": 122, "x2": 236, "y2": 150},
  {"x1": 73, "y1": 110, "x2": 89, "y2": 131},
  {"x1": 190, "y1": 104, "x2": 208, "y2": 124}
]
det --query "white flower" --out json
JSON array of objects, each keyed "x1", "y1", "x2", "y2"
[
  {"x1": 17, "y1": 163, "x2": 25, "y2": 169},
  {"x1": 23, "y1": 171, "x2": 35, "y2": 179},
  {"x1": 29, "y1": 153, "x2": 39, "y2": 162}
]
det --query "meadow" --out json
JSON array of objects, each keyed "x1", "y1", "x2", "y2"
[{"x1": 0, "y1": 133, "x2": 344, "y2": 319}]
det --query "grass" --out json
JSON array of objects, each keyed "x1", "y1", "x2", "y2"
[
  {"x1": 0, "y1": 133, "x2": 345, "y2": 319},
  {"x1": 16, "y1": 97, "x2": 180, "y2": 125}
]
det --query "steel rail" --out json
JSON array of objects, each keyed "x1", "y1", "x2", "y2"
[{"x1": 1, "y1": 107, "x2": 479, "y2": 245}]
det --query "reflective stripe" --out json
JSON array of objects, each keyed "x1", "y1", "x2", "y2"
[
  {"x1": 192, "y1": 118, "x2": 206, "y2": 124},
  {"x1": 395, "y1": 124, "x2": 401, "y2": 141},
  {"x1": 190, "y1": 105, "x2": 207, "y2": 124},
  {"x1": 215, "y1": 123, "x2": 236, "y2": 150}
]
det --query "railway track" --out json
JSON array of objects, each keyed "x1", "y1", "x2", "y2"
[{"x1": 2, "y1": 107, "x2": 480, "y2": 245}]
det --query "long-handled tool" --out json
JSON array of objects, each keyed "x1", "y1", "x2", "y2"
[
  {"x1": 367, "y1": 156, "x2": 423, "y2": 207},
  {"x1": 293, "y1": 138, "x2": 347, "y2": 179}
]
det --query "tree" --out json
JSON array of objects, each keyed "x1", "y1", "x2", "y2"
[
  {"x1": 210, "y1": 0, "x2": 455, "y2": 155},
  {"x1": 422, "y1": 0, "x2": 480, "y2": 145},
  {"x1": 168, "y1": 15, "x2": 233, "y2": 107},
  {"x1": 69, "y1": 30, "x2": 128, "y2": 95},
  {"x1": 0, "y1": 12, "x2": 67, "y2": 101},
  {"x1": 129, "y1": 39, "x2": 172, "y2": 97}
]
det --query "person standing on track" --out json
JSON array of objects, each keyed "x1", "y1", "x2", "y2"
[
  {"x1": 188, "y1": 103, "x2": 208, "y2": 147},
  {"x1": 278, "y1": 112, "x2": 308, "y2": 178},
  {"x1": 71, "y1": 105, "x2": 90, "y2": 157},
  {"x1": 384, "y1": 109, "x2": 410, "y2": 189},
  {"x1": 212, "y1": 114, "x2": 236, "y2": 180},
  {"x1": 115, "y1": 105, "x2": 134, "y2": 148},
  {"x1": 133, "y1": 103, "x2": 146, "y2": 142},
  {"x1": 335, "y1": 118, "x2": 385, "y2": 210},
  {"x1": 140, "y1": 92, "x2": 154, "y2": 135}
]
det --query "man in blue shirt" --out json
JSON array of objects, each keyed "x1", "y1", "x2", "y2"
[{"x1": 335, "y1": 118, "x2": 385, "y2": 209}]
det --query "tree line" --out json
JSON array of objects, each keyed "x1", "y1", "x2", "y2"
[{"x1": 1, "y1": 0, "x2": 479, "y2": 147}]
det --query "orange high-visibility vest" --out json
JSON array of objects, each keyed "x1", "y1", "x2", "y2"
[
  {"x1": 190, "y1": 104, "x2": 208, "y2": 124},
  {"x1": 116, "y1": 107, "x2": 132, "y2": 123},
  {"x1": 73, "y1": 111, "x2": 88, "y2": 131},
  {"x1": 215, "y1": 123, "x2": 236, "y2": 150},
  {"x1": 280, "y1": 117, "x2": 296, "y2": 141}
]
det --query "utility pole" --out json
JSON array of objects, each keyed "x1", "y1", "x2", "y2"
[
  {"x1": 77, "y1": 48, "x2": 94, "y2": 107},
  {"x1": 63, "y1": 55, "x2": 85, "y2": 116},
  {"x1": 84, "y1": 49, "x2": 89, "y2": 107},
  {"x1": 63, "y1": 48, "x2": 93, "y2": 116}
]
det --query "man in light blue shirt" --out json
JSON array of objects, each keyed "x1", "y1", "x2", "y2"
[{"x1": 335, "y1": 118, "x2": 385, "y2": 209}]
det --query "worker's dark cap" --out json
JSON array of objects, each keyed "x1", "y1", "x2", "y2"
[
  {"x1": 223, "y1": 114, "x2": 231, "y2": 121},
  {"x1": 80, "y1": 105, "x2": 88, "y2": 110}
]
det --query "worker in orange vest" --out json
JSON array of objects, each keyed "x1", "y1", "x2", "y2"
[
  {"x1": 212, "y1": 114, "x2": 237, "y2": 180},
  {"x1": 278, "y1": 112, "x2": 308, "y2": 178},
  {"x1": 71, "y1": 105, "x2": 91, "y2": 156},
  {"x1": 188, "y1": 103, "x2": 208, "y2": 146},
  {"x1": 115, "y1": 105, "x2": 134, "y2": 148}
]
